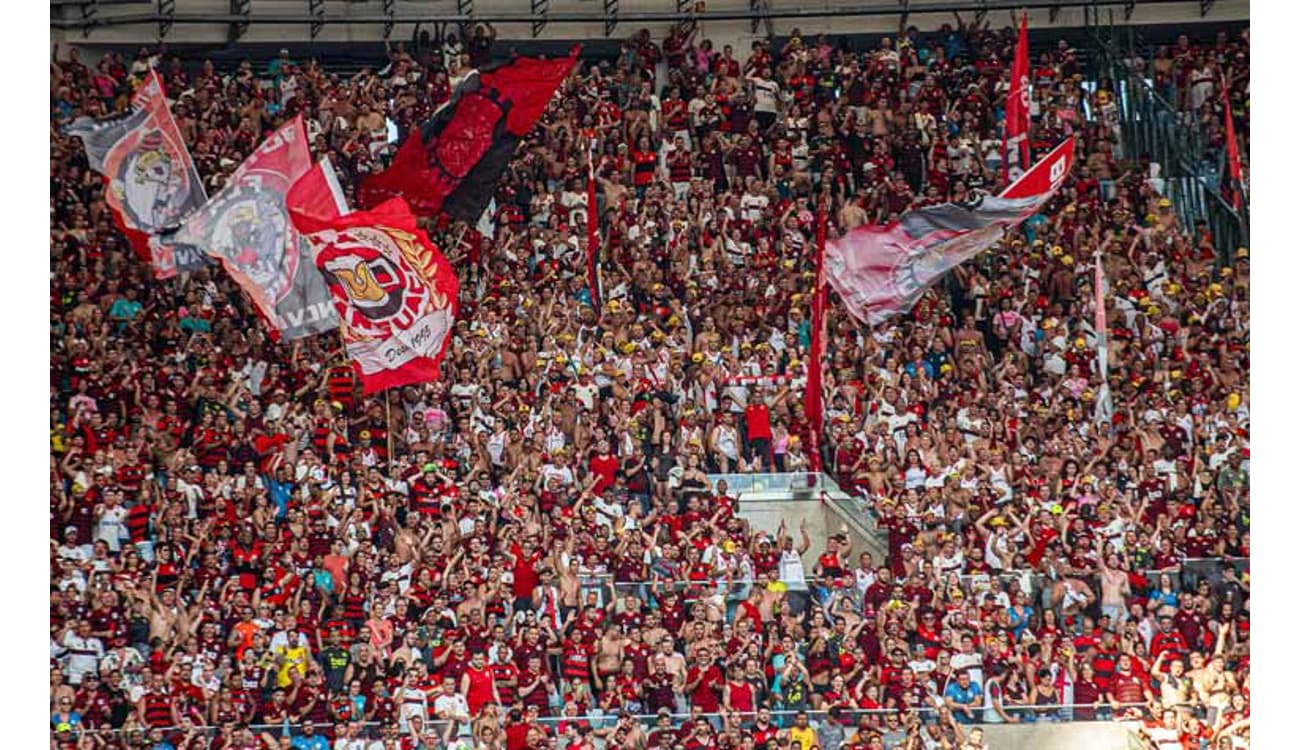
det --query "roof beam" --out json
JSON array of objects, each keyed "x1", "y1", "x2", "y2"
[
  {"x1": 50, "y1": 0, "x2": 1238, "y2": 32},
  {"x1": 309, "y1": 0, "x2": 326, "y2": 40},
  {"x1": 531, "y1": 0, "x2": 548, "y2": 38},
  {"x1": 604, "y1": 0, "x2": 618, "y2": 37},
  {"x1": 228, "y1": 0, "x2": 250, "y2": 43}
]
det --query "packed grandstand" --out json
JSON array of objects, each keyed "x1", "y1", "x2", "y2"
[{"x1": 49, "y1": 11, "x2": 1249, "y2": 750}]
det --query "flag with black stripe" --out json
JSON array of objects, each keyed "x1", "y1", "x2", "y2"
[{"x1": 359, "y1": 49, "x2": 579, "y2": 223}]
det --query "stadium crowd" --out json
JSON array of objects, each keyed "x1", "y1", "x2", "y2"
[{"x1": 49, "y1": 17, "x2": 1249, "y2": 750}]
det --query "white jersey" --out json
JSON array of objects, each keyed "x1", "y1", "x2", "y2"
[{"x1": 779, "y1": 550, "x2": 807, "y2": 589}]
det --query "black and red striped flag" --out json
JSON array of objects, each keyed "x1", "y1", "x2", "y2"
[{"x1": 358, "y1": 49, "x2": 579, "y2": 222}]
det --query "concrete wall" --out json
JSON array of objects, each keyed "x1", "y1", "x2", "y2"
[
  {"x1": 978, "y1": 721, "x2": 1145, "y2": 750},
  {"x1": 52, "y1": 0, "x2": 1250, "y2": 49},
  {"x1": 737, "y1": 490, "x2": 888, "y2": 578}
]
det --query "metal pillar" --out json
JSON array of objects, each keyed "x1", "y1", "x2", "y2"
[
  {"x1": 229, "y1": 0, "x2": 251, "y2": 43},
  {"x1": 159, "y1": 0, "x2": 175, "y2": 39}
]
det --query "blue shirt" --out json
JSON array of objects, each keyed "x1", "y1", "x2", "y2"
[
  {"x1": 267, "y1": 477, "x2": 295, "y2": 519},
  {"x1": 291, "y1": 736, "x2": 330, "y2": 750},
  {"x1": 110, "y1": 298, "x2": 143, "y2": 321},
  {"x1": 945, "y1": 681, "x2": 983, "y2": 723},
  {"x1": 1007, "y1": 605, "x2": 1035, "y2": 638}
]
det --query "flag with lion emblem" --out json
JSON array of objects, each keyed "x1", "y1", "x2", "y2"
[
  {"x1": 63, "y1": 70, "x2": 207, "y2": 277},
  {"x1": 162, "y1": 115, "x2": 338, "y2": 341},
  {"x1": 288, "y1": 158, "x2": 460, "y2": 393}
]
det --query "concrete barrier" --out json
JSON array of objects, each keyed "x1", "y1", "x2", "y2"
[{"x1": 976, "y1": 721, "x2": 1145, "y2": 750}]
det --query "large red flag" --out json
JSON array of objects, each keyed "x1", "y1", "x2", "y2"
[
  {"x1": 289, "y1": 161, "x2": 459, "y2": 394},
  {"x1": 62, "y1": 69, "x2": 207, "y2": 275},
  {"x1": 1003, "y1": 13, "x2": 1031, "y2": 183},
  {"x1": 359, "y1": 50, "x2": 579, "y2": 221},
  {"x1": 805, "y1": 198, "x2": 829, "y2": 473},
  {"x1": 827, "y1": 138, "x2": 1074, "y2": 326},
  {"x1": 1223, "y1": 86, "x2": 1244, "y2": 211}
]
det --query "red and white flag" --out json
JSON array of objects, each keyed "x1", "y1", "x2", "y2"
[
  {"x1": 62, "y1": 69, "x2": 207, "y2": 276},
  {"x1": 162, "y1": 115, "x2": 338, "y2": 340},
  {"x1": 1003, "y1": 13, "x2": 1031, "y2": 182},
  {"x1": 827, "y1": 138, "x2": 1075, "y2": 327},
  {"x1": 288, "y1": 159, "x2": 459, "y2": 393}
]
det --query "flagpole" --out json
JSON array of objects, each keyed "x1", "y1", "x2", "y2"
[
  {"x1": 385, "y1": 389, "x2": 395, "y2": 475},
  {"x1": 806, "y1": 191, "x2": 830, "y2": 475},
  {"x1": 586, "y1": 138, "x2": 602, "y2": 310}
]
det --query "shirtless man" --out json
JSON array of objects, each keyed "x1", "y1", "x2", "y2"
[
  {"x1": 1098, "y1": 548, "x2": 1131, "y2": 623},
  {"x1": 591, "y1": 623, "x2": 626, "y2": 692},
  {"x1": 758, "y1": 568, "x2": 786, "y2": 621},
  {"x1": 653, "y1": 636, "x2": 688, "y2": 690}
]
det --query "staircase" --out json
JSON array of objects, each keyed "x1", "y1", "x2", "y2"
[
  {"x1": 1082, "y1": 16, "x2": 1248, "y2": 261},
  {"x1": 712, "y1": 472, "x2": 890, "y2": 570}
]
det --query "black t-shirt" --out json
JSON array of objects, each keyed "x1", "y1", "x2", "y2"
[{"x1": 320, "y1": 645, "x2": 352, "y2": 693}]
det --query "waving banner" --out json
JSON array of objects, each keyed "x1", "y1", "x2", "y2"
[
  {"x1": 827, "y1": 138, "x2": 1075, "y2": 326},
  {"x1": 1003, "y1": 13, "x2": 1031, "y2": 182},
  {"x1": 162, "y1": 115, "x2": 337, "y2": 340},
  {"x1": 358, "y1": 49, "x2": 578, "y2": 222},
  {"x1": 63, "y1": 70, "x2": 207, "y2": 277},
  {"x1": 289, "y1": 159, "x2": 459, "y2": 393}
]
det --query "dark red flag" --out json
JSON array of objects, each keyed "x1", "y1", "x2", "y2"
[
  {"x1": 358, "y1": 50, "x2": 579, "y2": 222},
  {"x1": 1223, "y1": 86, "x2": 1244, "y2": 212}
]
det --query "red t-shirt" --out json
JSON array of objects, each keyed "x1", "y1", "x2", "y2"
[
  {"x1": 744, "y1": 403, "x2": 773, "y2": 440},
  {"x1": 589, "y1": 454, "x2": 620, "y2": 495}
]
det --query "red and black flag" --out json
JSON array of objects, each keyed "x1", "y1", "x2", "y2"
[
  {"x1": 63, "y1": 70, "x2": 207, "y2": 277},
  {"x1": 358, "y1": 49, "x2": 579, "y2": 222},
  {"x1": 1222, "y1": 85, "x2": 1245, "y2": 212}
]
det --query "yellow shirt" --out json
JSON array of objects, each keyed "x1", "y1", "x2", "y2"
[
  {"x1": 276, "y1": 645, "x2": 308, "y2": 687},
  {"x1": 789, "y1": 725, "x2": 817, "y2": 750}
]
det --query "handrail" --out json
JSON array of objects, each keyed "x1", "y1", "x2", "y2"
[
  {"x1": 573, "y1": 558, "x2": 1249, "y2": 593},
  {"x1": 46, "y1": 704, "x2": 1196, "y2": 739},
  {"x1": 1084, "y1": 15, "x2": 1247, "y2": 260}
]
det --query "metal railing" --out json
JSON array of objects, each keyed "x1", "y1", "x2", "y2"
[
  {"x1": 706, "y1": 471, "x2": 833, "y2": 496},
  {"x1": 49, "y1": 707, "x2": 1200, "y2": 742}
]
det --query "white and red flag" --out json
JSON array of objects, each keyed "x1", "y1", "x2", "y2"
[
  {"x1": 288, "y1": 158, "x2": 459, "y2": 394},
  {"x1": 826, "y1": 138, "x2": 1075, "y2": 327},
  {"x1": 63, "y1": 69, "x2": 207, "y2": 277}
]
